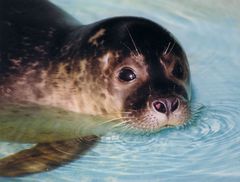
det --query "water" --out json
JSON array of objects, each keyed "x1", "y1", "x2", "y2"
[{"x1": 1, "y1": 0, "x2": 240, "y2": 181}]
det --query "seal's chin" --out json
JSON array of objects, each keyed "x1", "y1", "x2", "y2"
[{"x1": 122, "y1": 104, "x2": 190, "y2": 132}]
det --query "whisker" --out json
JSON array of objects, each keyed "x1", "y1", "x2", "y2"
[
  {"x1": 121, "y1": 42, "x2": 138, "y2": 58},
  {"x1": 113, "y1": 111, "x2": 132, "y2": 114},
  {"x1": 90, "y1": 111, "x2": 132, "y2": 118},
  {"x1": 112, "y1": 120, "x2": 129, "y2": 128},
  {"x1": 125, "y1": 26, "x2": 140, "y2": 56},
  {"x1": 164, "y1": 42, "x2": 171, "y2": 55},
  {"x1": 97, "y1": 116, "x2": 132, "y2": 126},
  {"x1": 163, "y1": 41, "x2": 175, "y2": 56},
  {"x1": 120, "y1": 123, "x2": 134, "y2": 133},
  {"x1": 168, "y1": 41, "x2": 175, "y2": 55}
]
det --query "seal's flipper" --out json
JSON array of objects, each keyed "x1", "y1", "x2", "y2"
[{"x1": 0, "y1": 136, "x2": 98, "y2": 177}]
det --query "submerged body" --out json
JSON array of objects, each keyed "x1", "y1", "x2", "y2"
[{"x1": 0, "y1": 0, "x2": 191, "y2": 176}]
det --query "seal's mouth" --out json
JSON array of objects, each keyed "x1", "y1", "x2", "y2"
[{"x1": 121, "y1": 98, "x2": 190, "y2": 132}]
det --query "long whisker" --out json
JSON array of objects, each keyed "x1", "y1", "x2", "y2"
[
  {"x1": 97, "y1": 115, "x2": 136, "y2": 128},
  {"x1": 164, "y1": 42, "x2": 171, "y2": 55},
  {"x1": 112, "y1": 117, "x2": 135, "y2": 127},
  {"x1": 121, "y1": 42, "x2": 138, "y2": 58},
  {"x1": 112, "y1": 121, "x2": 129, "y2": 128},
  {"x1": 118, "y1": 122, "x2": 133, "y2": 133},
  {"x1": 168, "y1": 41, "x2": 175, "y2": 55},
  {"x1": 89, "y1": 111, "x2": 132, "y2": 118},
  {"x1": 163, "y1": 41, "x2": 175, "y2": 56},
  {"x1": 125, "y1": 26, "x2": 140, "y2": 56},
  {"x1": 105, "y1": 111, "x2": 132, "y2": 115},
  {"x1": 97, "y1": 117, "x2": 130, "y2": 126}
]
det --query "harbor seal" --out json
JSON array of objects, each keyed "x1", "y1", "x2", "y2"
[{"x1": 0, "y1": 0, "x2": 191, "y2": 176}]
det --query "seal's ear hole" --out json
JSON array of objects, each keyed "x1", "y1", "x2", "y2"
[
  {"x1": 172, "y1": 62, "x2": 184, "y2": 79},
  {"x1": 118, "y1": 67, "x2": 136, "y2": 82}
]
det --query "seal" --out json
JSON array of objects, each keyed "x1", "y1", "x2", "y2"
[{"x1": 0, "y1": 0, "x2": 191, "y2": 176}]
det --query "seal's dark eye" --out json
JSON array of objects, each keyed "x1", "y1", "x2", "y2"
[
  {"x1": 172, "y1": 62, "x2": 184, "y2": 79},
  {"x1": 118, "y1": 67, "x2": 136, "y2": 82}
]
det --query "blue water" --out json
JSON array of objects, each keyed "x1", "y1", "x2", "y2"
[{"x1": 1, "y1": 0, "x2": 240, "y2": 181}]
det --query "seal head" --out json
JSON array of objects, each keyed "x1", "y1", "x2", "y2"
[{"x1": 72, "y1": 17, "x2": 191, "y2": 132}]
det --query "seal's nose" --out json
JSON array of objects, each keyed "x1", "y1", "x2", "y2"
[{"x1": 152, "y1": 97, "x2": 180, "y2": 114}]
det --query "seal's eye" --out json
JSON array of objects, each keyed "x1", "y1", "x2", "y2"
[
  {"x1": 118, "y1": 67, "x2": 136, "y2": 82},
  {"x1": 172, "y1": 62, "x2": 184, "y2": 79}
]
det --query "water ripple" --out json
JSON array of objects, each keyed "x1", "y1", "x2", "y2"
[{"x1": 79, "y1": 100, "x2": 240, "y2": 178}]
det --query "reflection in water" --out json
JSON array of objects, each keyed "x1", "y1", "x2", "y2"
[
  {"x1": 1, "y1": 0, "x2": 240, "y2": 181},
  {"x1": 0, "y1": 99, "x2": 116, "y2": 143}
]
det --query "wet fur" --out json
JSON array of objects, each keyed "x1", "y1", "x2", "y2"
[
  {"x1": 0, "y1": 136, "x2": 98, "y2": 177},
  {"x1": 0, "y1": 0, "x2": 191, "y2": 176}
]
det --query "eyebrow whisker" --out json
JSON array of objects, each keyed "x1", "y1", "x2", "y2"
[
  {"x1": 168, "y1": 41, "x2": 175, "y2": 55},
  {"x1": 164, "y1": 42, "x2": 171, "y2": 55},
  {"x1": 125, "y1": 26, "x2": 140, "y2": 56},
  {"x1": 121, "y1": 41, "x2": 138, "y2": 58}
]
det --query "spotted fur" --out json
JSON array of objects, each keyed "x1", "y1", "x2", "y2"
[{"x1": 0, "y1": 0, "x2": 191, "y2": 176}]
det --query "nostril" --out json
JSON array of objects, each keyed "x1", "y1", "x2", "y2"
[
  {"x1": 153, "y1": 101, "x2": 167, "y2": 113},
  {"x1": 171, "y1": 98, "x2": 180, "y2": 112}
]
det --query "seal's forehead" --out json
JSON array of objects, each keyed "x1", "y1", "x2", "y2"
[
  {"x1": 86, "y1": 19, "x2": 185, "y2": 62},
  {"x1": 88, "y1": 28, "x2": 106, "y2": 47},
  {"x1": 86, "y1": 19, "x2": 174, "y2": 52}
]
